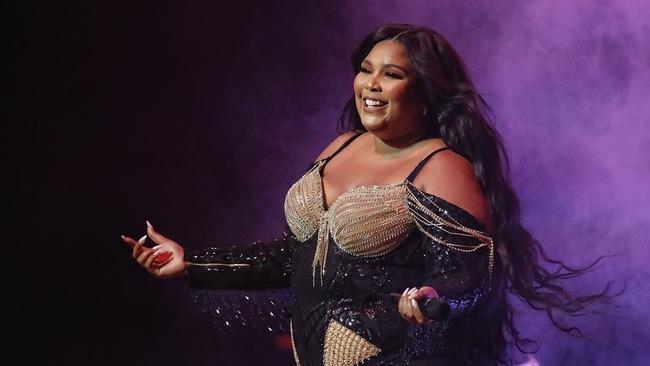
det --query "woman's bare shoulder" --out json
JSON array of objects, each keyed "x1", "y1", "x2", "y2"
[
  {"x1": 315, "y1": 131, "x2": 362, "y2": 161},
  {"x1": 413, "y1": 149, "x2": 492, "y2": 229}
]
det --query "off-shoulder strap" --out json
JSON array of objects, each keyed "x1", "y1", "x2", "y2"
[
  {"x1": 405, "y1": 147, "x2": 451, "y2": 183},
  {"x1": 321, "y1": 133, "x2": 362, "y2": 163},
  {"x1": 405, "y1": 183, "x2": 495, "y2": 286}
]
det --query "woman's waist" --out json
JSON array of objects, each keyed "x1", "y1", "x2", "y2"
[{"x1": 289, "y1": 295, "x2": 459, "y2": 362}]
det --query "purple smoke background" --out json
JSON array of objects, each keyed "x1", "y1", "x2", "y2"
[{"x1": 15, "y1": 0, "x2": 648, "y2": 365}]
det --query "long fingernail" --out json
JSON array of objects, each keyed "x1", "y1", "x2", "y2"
[
  {"x1": 138, "y1": 235, "x2": 147, "y2": 244},
  {"x1": 152, "y1": 245, "x2": 162, "y2": 251},
  {"x1": 146, "y1": 220, "x2": 153, "y2": 229},
  {"x1": 411, "y1": 299, "x2": 418, "y2": 307},
  {"x1": 402, "y1": 288, "x2": 409, "y2": 296}
]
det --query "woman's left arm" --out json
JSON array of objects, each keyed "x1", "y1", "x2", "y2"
[
  {"x1": 403, "y1": 184, "x2": 493, "y2": 322},
  {"x1": 399, "y1": 150, "x2": 494, "y2": 324}
]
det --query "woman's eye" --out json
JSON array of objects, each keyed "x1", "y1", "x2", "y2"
[
  {"x1": 385, "y1": 72, "x2": 403, "y2": 79},
  {"x1": 360, "y1": 67, "x2": 371, "y2": 73}
]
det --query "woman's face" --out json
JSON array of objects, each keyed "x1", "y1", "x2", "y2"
[{"x1": 353, "y1": 40, "x2": 425, "y2": 140}]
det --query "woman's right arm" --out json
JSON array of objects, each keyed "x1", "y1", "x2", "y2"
[{"x1": 183, "y1": 230, "x2": 294, "y2": 290}]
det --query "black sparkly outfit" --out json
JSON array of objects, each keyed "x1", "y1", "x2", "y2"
[{"x1": 184, "y1": 134, "x2": 497, "y2": 365}]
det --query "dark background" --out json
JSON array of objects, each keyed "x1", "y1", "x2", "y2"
[
  {"x1": 14, "y1": 1, "x2": 356, "y2": 365},
  {"x1": 13, "y1": 1, "x2": 650, "y2": 365}
]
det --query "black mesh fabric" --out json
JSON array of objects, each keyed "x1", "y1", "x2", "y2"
[{"x1": 184, "y1": 194, "x2": 496, "y2": 365}]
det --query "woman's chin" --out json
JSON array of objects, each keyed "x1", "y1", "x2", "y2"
[{"x1": 360, "y1": 118, "x2": 387, "y2": 132}]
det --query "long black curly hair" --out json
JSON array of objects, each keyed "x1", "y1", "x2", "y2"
[{"x1": 339, "y1": 23, "x2": 616, "y2": 365}]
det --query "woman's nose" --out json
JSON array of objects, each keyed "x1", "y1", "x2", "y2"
[{"x1": 364, "y1": 75, "x2": 381, "y2": 92}]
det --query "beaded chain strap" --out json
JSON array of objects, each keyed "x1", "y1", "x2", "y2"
[
  {"x1": 290, "y1": 321, "x2": 302, "y2": 366},
  {"x1": 405, "y1": 181, "x2": 494, "y2": 285}
]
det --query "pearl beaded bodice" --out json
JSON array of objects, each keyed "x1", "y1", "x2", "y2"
[
  {"x1": 283, "y1": 134, "x2": 494, "y2": 289},
  {"x1": 284, "y1": 159, "x2": 415, "y2": 283}
]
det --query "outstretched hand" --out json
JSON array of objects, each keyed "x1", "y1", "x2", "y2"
[
  {"x1": 121, "y1": 221, "x2": 186, "y2": 279},
  {"x1": 398, "y1": 286, "x2": 440, "y2": 325}
]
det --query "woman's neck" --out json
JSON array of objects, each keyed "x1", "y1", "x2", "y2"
[{"x1": 370, "y1": 129, "x2": 431, "y2": 158}]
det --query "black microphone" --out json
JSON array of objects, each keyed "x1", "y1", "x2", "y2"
[
  {"x1": 416, "y1": 297, "x2": 451, "y2": 321},
  {"x1": 387, "y1": 292, "x2": 451, "y2": 321}
]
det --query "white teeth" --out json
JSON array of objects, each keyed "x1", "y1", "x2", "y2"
[{"x1": 364, "y1": 99, "x2": 386, "y2": 107}]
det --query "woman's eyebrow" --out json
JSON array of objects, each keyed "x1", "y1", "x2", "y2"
[{"x1": 384, "y1": 64, "x2": 408, "y2": 73}]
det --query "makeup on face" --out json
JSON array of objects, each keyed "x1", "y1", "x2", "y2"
[{"x1": 353, "y1": 40, "x2": 424, "y2": 135}]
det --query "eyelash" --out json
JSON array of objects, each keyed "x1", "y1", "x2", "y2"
[
  {"x1": 385, "y1": 72, "x2": 402, "y2": 79},
  {"x1": 359, "y1": 68, "x2": 403, "y2": 79}
]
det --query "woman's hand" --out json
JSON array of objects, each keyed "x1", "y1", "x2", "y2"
[
  {"x1": 121, "y1": 221, "x2": 186, "y2": 279},
  {"x1": 398, "y1": 286, "x2": 439, "y2": 325}
]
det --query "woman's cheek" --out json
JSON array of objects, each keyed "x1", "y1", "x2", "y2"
[{"x1": 353, "y1": 75, "x2": 364, "y2": 94}]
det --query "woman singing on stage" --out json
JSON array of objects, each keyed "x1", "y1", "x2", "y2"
[{"x1": 122, "y1": 24, "x2": 611, "y2": 365}]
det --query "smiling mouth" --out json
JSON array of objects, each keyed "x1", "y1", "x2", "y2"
[{"x1": 362, "y1": 97, "x2": 388, "y2": 111}]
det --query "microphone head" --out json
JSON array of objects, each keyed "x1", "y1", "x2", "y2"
[{"x1": 421, "y1": 298, "x2": 451, "y2": 320}]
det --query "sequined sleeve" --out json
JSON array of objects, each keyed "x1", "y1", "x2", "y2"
[
  {"x1": 406, "y1": 183, "x2": 494, "y2": 319},
  {"x1": 183, "y1": 230, "x2": 295, "y2": 333},
  {"x1": 184, "y1": 230, "x2": 295, "y2": 290}
]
